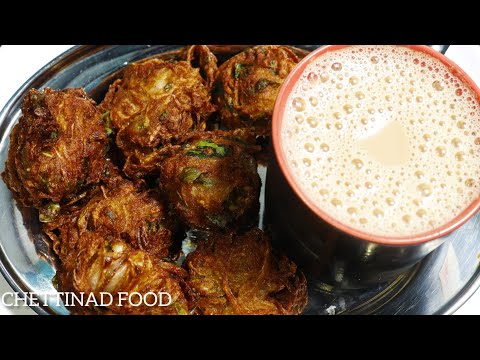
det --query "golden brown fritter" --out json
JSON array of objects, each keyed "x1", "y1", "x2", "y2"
[
  {"x1": 158, "y1": 130, "x2": 260, "y2": 230},
  {"x1": 2, "y1": 88, "x2": 109, "y2": 215},
  {"x1": 58, "y1": 232, "x2": 192, "y2": 315},
  {"x1": 78, "y1": 179, "x2": 178, "y2": 257},
  {"x1": 45, "y1": 178, "x2": 178, "y2": 260},
  {"x1": 101, "y1": 59, "x2": 216, "y2": 178},
  {"x1": 213, "y1": 45, "x2": 299, "y2": 136},
  {"x1": 44, "y1": 178, "x2": 191, "y2": 315},
  {"x1": 184, "y1": 228, "x2": 308, "y2": 315},
  {"x1": 179, "y1": 45, "x2": 218, "y2": 90}
]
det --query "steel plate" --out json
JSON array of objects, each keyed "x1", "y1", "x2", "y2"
[{"x1": 0, "y1": 45, "x2": 479, "y2": 315}]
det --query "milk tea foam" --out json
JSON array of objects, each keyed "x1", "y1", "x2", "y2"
[{"x1": 282, "y1": 45, "x2": 480, "y2": 237}]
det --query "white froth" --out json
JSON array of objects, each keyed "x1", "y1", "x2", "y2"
[{"x1": 282, "y1": 45, "x2": 480, "y2": 237}]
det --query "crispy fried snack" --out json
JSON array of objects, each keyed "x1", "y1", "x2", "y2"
[
  {"x1": 213, "y1": 45, "x2": 299, "y2": 136},
  {"x1": 179, "y1": 45, "x2": 218, "y2": 90},
  {"x1": 44, "y1": 178, "x2": 191, "y2": 315},
  {"x1": 45, "y1": 178, "x2": 178, "y2": 259},
  {"x1": 78, "y1": 179, "x2": 178, "y2": 257},
  {"x1": 158, "y1": 130, "x2": 260, "y2": 230},
  {"x1": 2, "y1": 88, "x2": 108, "y2": 215},
  {"x1": 100, "y1": 59, "x2": 216, "y2": 178},
  {"x1": 57, "y1": 232, "x2": 192, "y2": 315},
  {"x1": 184, "y1": 228, "x2": 308, "y2": 315}
]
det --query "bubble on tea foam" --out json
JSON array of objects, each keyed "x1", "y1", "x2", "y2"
[
  {"x1": 332, "y1": 62, "x2": 342, "y2": 71},
  {"x1": 402, "y1": 215, "x2": 412, "y2": 224},
  {"x1": 433, "y1": 80, "x2": 444, "y2": 91},
  {"x1": 417, "y1": 183, "x2": 432, "y2": 197},
  {"x1": 295, "y1": 115, "x2": 304, "y2": 124},
  {"x1": 293, "y1": 97, "x2": 306, "y2": 112},
  {"x1": 282, "y1": 45, "x2": 480, "y2": 237},
  {"x1": 414, "y1": 170, "x2": 424, "y2": 179},
  {"x1": 320, "y1": 143, "x2": 330, "y2": 152},
  {"x1": 307, "y1": 116, "x2": 319, "y2": 128},
  {"x1": 305, "y1": 143, "x2": 315, "y2": 153},
  {"x1": 386, "y1": 197, "x2": 395, "y2": 206},
  {"x1": 307, "y1": 72, "x2": 318, "y2": 84},
  {"x1": 319, "y1": 189, "x2": 329, "y2": 197},
  {"x1": 465, "y1": 178, "x2": 475, "y2": 187},
  {"x1": 436, "y1": 146, "x2": 446, "y2": 157},
  {"x1": 331, "y1": 198, "x2": 342, "y2": 207},
  {"x1": 356, "y1": 91, "x2": 365, "y2": 100},
  {"x1": 416, "y1": 209, "x2": 426, "y2": 218},
  {"x1": 455, "y1": 152, "x2": 465, "y2": 161},
  {"x1": 344, "y1": 104, "x2": 354, "y2": 114},
  {"x1": 373, "y1": 208, "x2": 384, "y2": 218},
  {"x1": 352, "y1": 159, "x2": 364, "y2": 170},
  {"x1": 347, "y1": 207, "x2": 359, "y2": 216}
]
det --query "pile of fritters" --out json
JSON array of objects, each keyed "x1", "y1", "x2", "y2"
[{"x1": 2, "y1": 45, "x2": 307, "y2": 315}]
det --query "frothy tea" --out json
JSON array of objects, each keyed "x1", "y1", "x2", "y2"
[{"x1": 282, "y1": 45, "x2": 480, "y2": 237}]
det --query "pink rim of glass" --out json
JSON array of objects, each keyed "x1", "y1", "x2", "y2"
[{"x1": 272, "y1": 45, "x2": 480, "y2": 245}]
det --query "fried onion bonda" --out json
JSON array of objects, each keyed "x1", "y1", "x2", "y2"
[
  {"x1": 44, "y1": 178, "x2": 191, "y2": 315},
  {"x1": 2, "y1": 88, "x2": 109, "y2": 219},
  {"x1": 78, "y1": 178, "x2": 178, "y2": 257},
  {"x1": 184, "y1": 228, "x2": 308, "y2": 315},
  {"x1": 100, "y1": 58, "x2": 215, "y2": 179},
  {"x1": 158, "y1": 130, "x2": 260, "y2": 230},
  {"x1": 58, "y1": 232, "x2": 192, "y2": 315},
  {"x1": 213, "y1": 45, "x2": 299, "y2": 136},
  {"x1": 45, "y1": 176, "x2": 178, "y2": 258}
]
